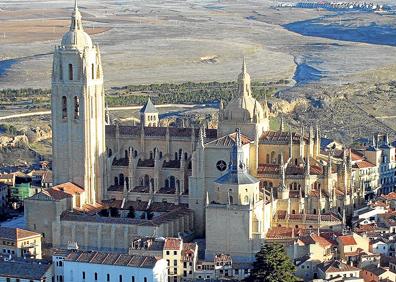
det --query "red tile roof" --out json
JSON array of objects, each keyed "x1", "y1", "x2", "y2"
[
  {"x1": 164, "y1": 238, "x2": 182, "y2": 250},
  {"x1": 52, "y1": 182, "x2": 84, "y2": 195},
  {"x1": 338, "y1": 235, "x2": 357, "y2": 246}
]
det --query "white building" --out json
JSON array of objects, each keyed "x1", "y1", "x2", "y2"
[{"x1": 53, "y1": 251, "x2": 167, "y2": 282}]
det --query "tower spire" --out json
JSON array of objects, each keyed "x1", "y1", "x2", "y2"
[
  {"x1": 70, "y1": 0, "x2": 83, "y2": 31},
  {"x1": 242, "y1": 56, "x2": 247, "y2": 74}
]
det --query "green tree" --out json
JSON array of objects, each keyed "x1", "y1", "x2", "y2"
[{"x1": 244, "y1": 244, "x2": 297, "y2": 282}]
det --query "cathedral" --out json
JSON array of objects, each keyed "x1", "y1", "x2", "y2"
[{"x1": 25, "y1": 1, "x2": 360, "y2": 262}]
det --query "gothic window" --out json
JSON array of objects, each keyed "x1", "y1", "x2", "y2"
[
  {"x1": 278, "y1": 154, "x2": 282, "y2": 165},
  {"x1": 184, "y1": 152, "x2": 188, "y2": 160},
  {"x1": 134, "y1": 150, "x2": 138, "y2": 158},
  {"x1": 74, "y1": 96, "x2": 79, "y2": 119},
  {"x1": 175, "y1": 152, "x2": 178, "y2": 160},
  {"x1": 126, "y1": 178, "x2": 129, "y2": 189},
  {"x1": 179, "y1": 149, "x2": 182, "y2": 160},
  {"x1": 114, "y1": 177, "x2": 118, "y2": 186},
  {"x1": 68, "y1": 64, "x2": 73, "y2": 81},
  {"x1": 229, "y1": 196, "x2": 233, "y2": 204},
  {"x1": 62, "y1": 96, "x2": 67, "y2": 119},
  {"x1": 144, "y1": 175, "x2": 150, "y2": 188},
  {"x1": 91, "y1": 64, "x2": 95, "y2": 80},
  {"x1": 244, "y1": 195, "x2": 249, "y2": 204},
  {"x1": 170, "y1": 176, "x2": 176, "y2": 189},
  {"x1": 266, "y1": 154, "x2": 270, "y2": 164},
  {"x1": 125, "y1": 150, "x2": 128, "y2": 159},
  {"x1": 292, "y1": 210, "x2": 296, "y2": 214},
  {"x1": 150, "y1": 151, "x2": 153, "y2": 159},
  {"x1": 159, "y1": 151, "x2": 163, "y2": 159},
  {"x1": 270, "y1": 151, "x2": 275, "y2": 164},
  {"x1": 119, "y1": 174, "x2": 125, "y2": 186},
  {"x1": 165, "y1": 179, "x2": 169, "y2": 188},
  {"x1": 108, "y1": 148, "x2": 112, "y2": 157},
  {"x1": 59, "y1": 60, "x2": 63, "y2": 80},
  {"x1": 313, "y1": 209, "x2": 317, "y2": 214}
]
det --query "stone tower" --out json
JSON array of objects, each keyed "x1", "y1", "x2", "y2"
[
  {"x1": 218, "y1": 59, "x2": 269, "y2": 140},
  {"x1": 51, "y1": 0, "x2": 106, "y2": 204},
  {"x1": 140, "y1": 97, "x2": 159, "y2": 127}
]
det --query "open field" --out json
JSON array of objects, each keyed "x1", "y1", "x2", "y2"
[{"x1": 1, "y1": 0, "x2": 396, "y2": 145}]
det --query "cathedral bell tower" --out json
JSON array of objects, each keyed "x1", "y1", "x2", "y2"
[{"x1": 51, "y1": 0, "x2": 106, "y2": 204}]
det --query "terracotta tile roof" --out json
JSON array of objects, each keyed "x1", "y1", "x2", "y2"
[
  {"x1": 354, "y1": 160, "x2": 376, "y2": 169},
  {"x1": 205, "y1": 132, "x2": 252, "y2": 147},
  {"x1": 338, "y1": 235, "x2": 357, "y2": 246},
  {"x1": 41, "y1": 188, "x2": 73, "y2": 200},
  {"x1": 318, "y1": 260, "x2": 359, "y2": 273},
  {"x1": 259, "y1": 131, "x2": 308, "y2": 145},
  {"x1": 299, "y1": 234, "x2": 333, "y2": 248},
  {"x1": 257, "y1": 163, "x2": 324, "y2": 176},
  {"x1": 266, "y1": 226, "x2": 303, "y2": 239},
  {"x1": 164, "y1": 238, "x2": 182, "y2": 250},
  {"x1": 351, "y1": 150, "x2": 365, "y2": 161},
  {"x1": 0, "y1": 227, "x2": 41, "y2": 241},
  {"x1": 52, "y1": 182, "x2": 84, "y2": 195},
  {"x1": 382, "y1": 192, "x2": 396, "y2": 200},
  {"x1": 0, "y1": 173, "x2": 14, "y2": 180}
]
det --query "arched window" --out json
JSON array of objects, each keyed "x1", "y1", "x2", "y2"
[
  {"x1": 125, "y1": 150, "x2": 128, "y2": 159},
  {"x1": 266, "y1": 154, "x2": 270, "y2": 164},
  {"x1": 150, "y1": 151, "x2": 153, "y2": 160},
  {"x1": 244, "y1": 195, "x2": 249, "y2": 204},
  {"x1": 175, "y1": 152, "x2": 178, "y2": 160},
  {"x1": 91, "y1": 64, "x2": 95, "y2": 80},
  {"x1": 108, "y1": 148, "x2": 112, "y2": 157},
  {"x1": 295, "y1": 158, "x2": 298, "y2": 165},
  {"x1": 62, "y1": 96, "x2": 67, "y2": 119},
  {"x1": 313, "y1": 209, "x2": 317, "y2": 214},
  {"x1": 74, "y1": 96, "x2": 79, "y2": 119},
  {"x1": 134, "y1": 150, "x2": 138, "y2": 158},
  {"x1": 278, "y1": 154, "x2": 282, "y2": 164},
  {"x1": 229, "y1": 196, "x2": 233, "y2": 204},
  {"x1": 144, "y1": 175, "x2": 150, "y2": 188},
  {"x1": 179, "y1": 149, "x2": 182, "y2": 160},
  {"x1": 126, "y1": 178, "x2": 129, "y2": 189},
  {"x1": 119, "y1": 174, "x2": 125, "y2": 186},
  {"x1": 271, "y1": 151, "x2": 275, "y2": 164},
  {"x1": 170, "y1": 176, "x2": 176, "y2": 189},
  {"x1": 292, "y1": 210, "x2": 296, "y2": 214},
  {"x1": 176, "y1": 180, "x2": 180, "y2": 191},
  {"x1": 114, "y1": 177, "x2": 118, "y2": 186},
  {"x1": 165, "y1": 179, "x2": 169, "y2": 188},
  {"x1": 184, "y1": 152, "x2": 188, "y2": 160},
  {"x1": 159, "y1": 151, "x2": 163, "y2": 159},
  {"x1": 68, "y1": 64, "x2": 73, "y2": 80}
]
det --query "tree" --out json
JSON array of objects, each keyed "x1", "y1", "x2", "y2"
[
  {"x1": 244, "y1": 243, "x2": 298, "y2": 282},
  {"x1": 127, "y1": 206, "x2": 135, "y2": 218}
]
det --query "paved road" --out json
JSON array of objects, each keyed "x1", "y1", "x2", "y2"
[{"x1": 0, "y1": 103, "x2": 214, "y2": 121}]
